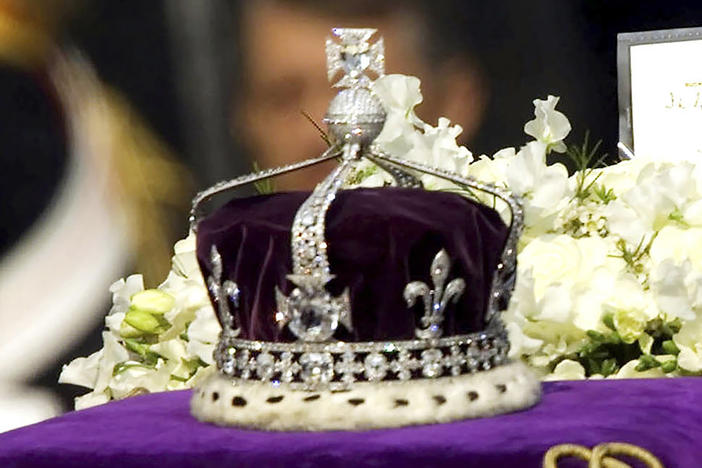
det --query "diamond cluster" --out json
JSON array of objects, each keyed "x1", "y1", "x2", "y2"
[
  {"x1": 325, "y1": 28, "x2": 384, "y2": 89},
  {"x1": 214, "y1": 331, "x2": 509, "y2": 391}
]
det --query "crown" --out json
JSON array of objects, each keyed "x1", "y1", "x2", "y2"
[{"x1": 189, "y1": 28, "x2": 540, "y2": 430}]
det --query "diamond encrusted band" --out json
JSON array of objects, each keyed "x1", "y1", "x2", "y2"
[
  {"x1": 273, "y1": 143, "x2": 361, "y2": 342},
  {"x1": 289, "y1": 144, "x2": 362, "y2": 279},
  {"x1": 214, "y1": 329, "x2": 509, "y2": 392}
]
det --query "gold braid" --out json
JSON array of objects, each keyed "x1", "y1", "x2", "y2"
[{"x1": 543, "y1": 442, "x2": 664, "y2": 468}]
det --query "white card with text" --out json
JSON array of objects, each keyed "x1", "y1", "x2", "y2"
[{"x1": 629, "y1": 39, "x2": 702, "y2": 160}]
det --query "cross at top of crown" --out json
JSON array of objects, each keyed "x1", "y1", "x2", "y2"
[{"x1": 326, "y1": 28, "x2": 385, "y2": 89}]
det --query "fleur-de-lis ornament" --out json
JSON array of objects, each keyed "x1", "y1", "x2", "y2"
[
  {"x1": 208, "y1": 245, "x2": 240, "y2": 337},
  {"x1": 404, "y1": 249, "x2": 466, "y2": 340}
]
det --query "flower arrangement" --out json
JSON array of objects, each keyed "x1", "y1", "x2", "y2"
[
  {"x1": 59, "y1": 236, "x2": 220, "y2": 409},
  {"x1": 60, "y1": 74, "x2": 702, "y2": 409}
]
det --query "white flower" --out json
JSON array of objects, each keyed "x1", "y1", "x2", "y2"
[
  {"x1": 346, "y1": 159, "x2": 392, "y2": 188},
  {"x1": 518, "y1": 235, "x2": 607, "y2": 299},
  {"x1": 466, "y1": 149, "x2": 512, "y2": 185},
  {"x1": 74, "y1": 392, "x2": 110, "y2": 411},
  {"x1": 372, "y1": 74, "x2": 424, "y2": 157},
  {"x1": 372, "y1": 74, "x2": 423, "y2": 126},
  {"x1": 544, "y1": 359, "x2": 586, "y2": 381},
  {"x1": 109, "y1": 361, "x2": 174, "y2": 400},
  {"x1": 505, "y1": 313, "x2": 543, "y2": 359},
  {"x1": 677, "y1": 345, "x2": 702, "y2": 372},
  {"x1": 600, "y1": 277, "x2": 658, "y2": 332},
  {"x1": 407, "y1": 118, "x2": 474, "y2": 189},
  {"x1": 186, "y1": 307, "x2": 220, "y2": 365},
  {"x1": 650, "y1": 226, "x2": 702, "y2": 272},
  {"x1": 602, "y1": 201, "x2": 652, "y2": 247},
  {"x1": 651, "y1": 260, "x2": 701, "y2": 322},
  {"x1": 604, "y1": 162, "x2": 700, "y2": 245},
  {"x1": 58, "y1": 349, "x2": 103, "y2": 389},
  {"x1": 94, "y1": 332, "x2": 130, "y2": 392},
  {"x1": 504, "y1": 269, "x2": 581, "y2": 370},
  {"x1": 150, "y1": 339, "x2": 187, "y2": 363},
  {"x1": 171, "y1": 232, "x2": 203, "y2": 280},
  {"x1": 109, "y1": 275, "x2": 144, "y2": 316},
  {"x1": 505, "y1": 141, "x2": 571, "y2": 233},
  {"x1": 523, "y1": 95, "x2": 571, "y2": 152},
  {"x1": 611, "y1": 360, "x2": 665, "y2": 379},
  {"x1": 593, "y1": 159, "x2": 644, "y2": 195},
  {"x1": 370, "y1": 74, "x2": 475, "y2": 191},
  {"x1": 104, "y1": 274, "x2": 145, "y2": 338}
]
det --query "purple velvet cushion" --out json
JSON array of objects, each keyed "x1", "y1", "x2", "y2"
[
  {"x1": 196, "y1": 187, "x2": 508, "y2": 342},
  {"x1": 1, "y1": 379, "x2": 698, "y2": 467}
]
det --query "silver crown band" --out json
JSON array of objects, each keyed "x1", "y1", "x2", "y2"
[{"x1": 214, "y1": 331, "x2": 509, "y2": 392}]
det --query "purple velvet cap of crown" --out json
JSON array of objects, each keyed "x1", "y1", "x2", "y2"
[{"x1": 196, "y1": 187, "x2": 507, "y2": 343}]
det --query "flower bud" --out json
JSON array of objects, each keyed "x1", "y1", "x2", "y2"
[
  {"x1": 661, "y1": 340, "x2": 680, "y2": 355},
  {"x1": 124, "y1": 309, "x2": 161, "y2": 333},
  {"x1": 130, "y1": 290, "x2": 175, "y2": 315},
  {"x1": 613, "y1": 309, "x2": 646, "y2": 344},
  {"x1": 661, "y1": 359, "x2": 677, "y2": 373},
  {"x1": 120, "y1": 320, "x2": 144, "y2": 338}
]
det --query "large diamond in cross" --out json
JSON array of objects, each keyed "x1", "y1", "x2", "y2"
[
  {"x1": 275, "y1": 275, "x2": 352, "y2": 342},
  {"x1": 326, "y1": 27, "x2": 384, "y2": 89}
]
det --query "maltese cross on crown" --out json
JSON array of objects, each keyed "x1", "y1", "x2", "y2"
[{"x1": 326, "y1": 28, "x2": 385, "y2": 88}]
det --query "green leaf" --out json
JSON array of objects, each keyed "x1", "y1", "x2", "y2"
[
  {"x1": 662, "y1": 340, "x2": 680, "y2": 355},
  {"x1": 593, "y1": 184, "x2": 616, "y2": 204},
  {"x1": 123, "y1": 338, "x2": 161, "y2": 366},
  {"x1": 603, "y1": 332, "x2": 622, "y2": 345},
  {"x1": 565, "y1": 132, "x2": 609, "y2": 202},
  {"x1": 601, "y1": 358, "x2": 618, "y2": 377},
  {"x1": 252, "y1": 161, "x2": 276, "y2": 194},
  {"x1": 586, "y1": 357, "x2": 601, "y2": 376},
  {"x1": 635, "y1": 354, "x2": 661, "y2": 371},
  {"x1": 667, "y1": 318, "x2": 682, "y2": 335},
  {"x1": 586, "y1": 330, "x2": 606, "y2": 342},
  {"x1": 602, "y1": 312, "x2": 616, "y2": 331},
  {"x1": 668, "y1": 209, "x2": 687, "y2": 225},
  {"x1": 124, "y1": 338, "x2": 148, "y2": 357}
]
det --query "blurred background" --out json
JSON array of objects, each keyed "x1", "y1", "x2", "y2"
[{"x1": 1, "y1": 0, "x2": 701, "y2": 429}]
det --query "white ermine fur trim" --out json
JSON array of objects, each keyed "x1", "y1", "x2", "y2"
[{"x1": 190, "y1": 361, "x2": 540, "y2": 431}]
